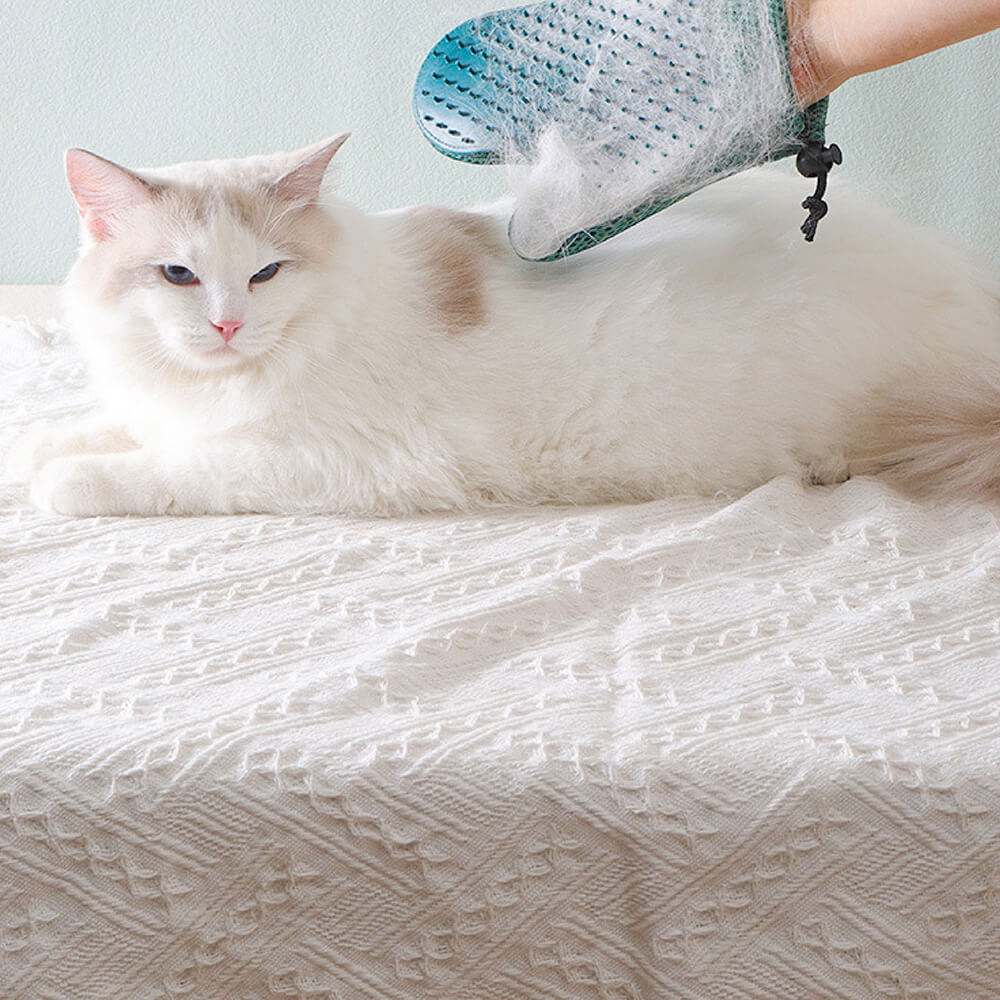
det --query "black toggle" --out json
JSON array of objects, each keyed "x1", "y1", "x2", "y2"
[{"x1": 796, "y1": 142, "x2": 842, "y2": 242}]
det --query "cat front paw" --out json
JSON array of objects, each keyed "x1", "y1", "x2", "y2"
[
  {"x1": 7, "y1": 418, "x2": 135, "y2": 483},
  {"x1": 7, "y1": 425, "x2": 64, "y2": 482},
  {"x1": 30, "y1": 455, "x2": 173, "y2": 517}
]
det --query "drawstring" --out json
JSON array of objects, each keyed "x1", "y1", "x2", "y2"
[{"x1": 796, "y1": 142, "x2": 842, "y2": 241}]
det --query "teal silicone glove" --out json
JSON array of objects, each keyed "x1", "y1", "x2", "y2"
[{"x1": 414, "y1": 0, "x2": 837, "y2": 260}]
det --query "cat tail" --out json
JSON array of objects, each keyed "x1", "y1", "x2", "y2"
[{"x1": 849, "y1": 361, "x2": 1000, "y2": 498}]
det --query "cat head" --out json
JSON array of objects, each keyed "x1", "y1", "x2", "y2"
[{"x1": 64, "y1": 135, "x2": 350, "y2": 373}]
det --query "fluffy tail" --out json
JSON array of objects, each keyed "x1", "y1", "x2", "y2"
[{"x1": 849, "y1": 363, "x2": 1000, "y2": 498}]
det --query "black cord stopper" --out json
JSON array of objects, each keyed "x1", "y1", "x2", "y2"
[{"x1": 796, "y1": 142, "x2": 842, "y2": 242}]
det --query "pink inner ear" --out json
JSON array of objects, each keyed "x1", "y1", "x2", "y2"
[
  {"x1": 65, "y1": 148, "x2": 156, "y2": 240},
  {"x1": 270, "y1": 133, "x2": 350, "y2": 205}
]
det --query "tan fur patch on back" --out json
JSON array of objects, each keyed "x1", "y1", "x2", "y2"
[{"x1": 398, "y1": 207, "x2": 505, "y2": 333}]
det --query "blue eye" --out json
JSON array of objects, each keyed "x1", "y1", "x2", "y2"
[
  {"x1": 250, "y1": 262, "x2": 281, "y2": 284},
  {"x1": 161, "y1": 264, "x2": 198, "y2": 285}
]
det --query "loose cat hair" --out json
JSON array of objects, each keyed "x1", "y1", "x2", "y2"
[{"x1": 9, "y1": 135, "x2": 1000, "y2": 516}]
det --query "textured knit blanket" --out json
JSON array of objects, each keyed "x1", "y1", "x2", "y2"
[{"x1": 2, "y1": 314, "x2": 1000, "y2": 1000}]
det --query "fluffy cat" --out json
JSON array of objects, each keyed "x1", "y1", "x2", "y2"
[{"x1": 8, "y1": 135, "x2": 1000, "y2": 516}]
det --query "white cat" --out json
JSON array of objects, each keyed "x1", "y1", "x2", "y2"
[{"x1": 8, "y1": 135, "x2": 1000, "y2": 516}]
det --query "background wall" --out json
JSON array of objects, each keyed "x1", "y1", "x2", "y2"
[{"x1": 3, "y1": 1, "x2": 999, "y2": 284}]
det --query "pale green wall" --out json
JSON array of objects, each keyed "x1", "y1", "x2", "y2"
[{"x1": 3, "y1": 2, "x2": 998, "y2": 283}]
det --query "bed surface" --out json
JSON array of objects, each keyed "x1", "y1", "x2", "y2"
[{"x1": 2, "y1": 302, "x2": 1000, "y2": 999}]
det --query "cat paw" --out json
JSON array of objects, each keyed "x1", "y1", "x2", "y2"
[
  {"x1": 30, "y1": 455, "x2": 172, "y2": 516},
  {"x1": 31, "y1": 456, "x2": 121, "y2": 516},
  {"x1": 7, "y1": 419, "x2": 134, "y2": 483},
  {"x1": 6, "y1": 424, "x2": 63, "y2": 482}
]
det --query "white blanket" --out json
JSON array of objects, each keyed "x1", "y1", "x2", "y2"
[{"x1": 2, "y1": 314, "x2": 999, "y2": 1000}]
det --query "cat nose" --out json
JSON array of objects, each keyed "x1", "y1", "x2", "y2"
[{"x1": 213, "y1": 319, "x2": 243, "y2": 343}]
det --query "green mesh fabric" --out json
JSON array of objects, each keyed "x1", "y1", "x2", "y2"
[{"x1": 552, "y1": 100, "x2": 828, "y2": 259}]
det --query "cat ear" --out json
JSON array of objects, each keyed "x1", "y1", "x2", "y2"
[
  {"x1": 65, "y1": 148, "x2": 157, "y2": 240},
  {"x1": 270, "y1": 133, "x2": 350, "y2": 205}
]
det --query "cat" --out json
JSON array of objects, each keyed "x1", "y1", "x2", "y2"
[{"x1": 8, "y1": 134, "x2": 1000, "y2": 516}]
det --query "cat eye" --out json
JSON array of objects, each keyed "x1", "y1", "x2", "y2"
[
  {"x1": 250, "y1": 262, "x2": 281, "y2": 284},
  {"x1": 161, "y1": 264, "x2": 198, "y2": 286}
]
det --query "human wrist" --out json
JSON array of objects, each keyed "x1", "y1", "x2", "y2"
[{"x1": 786, "y1": 1, "x2": 852, "y2": 106}]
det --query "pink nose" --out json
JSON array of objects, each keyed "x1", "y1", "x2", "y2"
[{"x1": 213, "y1": 319, "x2": 243, "y2": 343}]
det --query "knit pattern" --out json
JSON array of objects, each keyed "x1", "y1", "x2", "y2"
[{"x1": 2, "y1": 314, "x2": 1000, "y2": 999}]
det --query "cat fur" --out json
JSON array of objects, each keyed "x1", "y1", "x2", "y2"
[{"x1": 9, "y1": 136, "x2": 1000, "y2": 515}]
